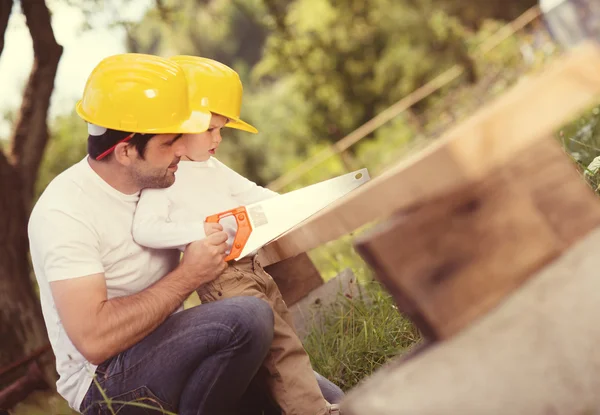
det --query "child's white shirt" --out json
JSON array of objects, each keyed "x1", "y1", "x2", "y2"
[{"x1": 133, "y1": 157, "x2": 278, "y2": 251}]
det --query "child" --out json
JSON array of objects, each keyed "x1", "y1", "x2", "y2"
[{"x1": 132, "y1": 56, "x2": 341, "y2": 415}]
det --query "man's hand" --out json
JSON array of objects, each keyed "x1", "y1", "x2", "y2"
[
  {"x1": 204, "y1": 221, "x2": 223, "y2": 236},
  {"x1": 180, "y1": 230, "x2": 229, "y2": 289}
]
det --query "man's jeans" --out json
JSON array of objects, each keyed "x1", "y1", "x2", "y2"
[{"x1": 79, "y1": 296, "x2": 344, "y2": 414}]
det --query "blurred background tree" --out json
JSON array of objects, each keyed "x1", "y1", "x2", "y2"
[
  {"x1": 438, "y1": 0, "x2": 538, "y2": 29},
  {"x1": 32, "y1": 0, "x2": 549, "y2": 189},
  {"x1": 112, "y1": 0, "x2": 540, "y2": 186}
]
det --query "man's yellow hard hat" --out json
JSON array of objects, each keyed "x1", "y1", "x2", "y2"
[
  {"x1": 76, "y1": 53, "x2": 211, "y2": 134},
  {"x1": 169, "y1": 55, "x2": 258, "y2": 134}
]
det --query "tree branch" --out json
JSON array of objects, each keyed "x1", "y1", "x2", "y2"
[
  {"x1": 9, "y1": 0, "x2": 62, "y2": 211},
  {"x1": 0, "y1": 0, "x2": 12, "y2": 59}
]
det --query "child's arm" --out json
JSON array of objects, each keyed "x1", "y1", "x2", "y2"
[
  {"x1": 215, "y1": 158, "x2": 279, "y2": 205},
  {"x1": 133, "y1": 188, "x2": 207, "y2": 250}
]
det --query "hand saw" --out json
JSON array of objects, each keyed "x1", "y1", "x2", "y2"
[{"x1": 206, "y1": 168, "x2": 370, "y2": 261}]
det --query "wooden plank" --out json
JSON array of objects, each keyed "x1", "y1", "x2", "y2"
[
  {"x1": 354, "y1": 139, "x2": 600, "y2": 340},
  {"x1": 258, "y1": 42, "x2": 600, "y2": 267},
  {"x1": 261, "y1": 252, "x2": 323, "y2": 306},
  {"x1": 342, "y1": 225, "x2": 600, "y2": 415}
]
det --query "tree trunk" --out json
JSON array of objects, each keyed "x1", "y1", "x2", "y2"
[
  {"x1": 0, "y1": 0, "x2": 63, "y2": 401},
  {"x1": 0, "y1": 153, "x2": 50, "y2": 390},
  {"x1": 10, "y1": 0, "x2": 63, "y2": 212},
  {"x1": 0, "y1": 0, "x2": 12, "y2": 57}
]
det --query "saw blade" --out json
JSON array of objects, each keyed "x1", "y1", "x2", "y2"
[{"x1": 237, "y1": 168, "x2": 370, "y2": 259}]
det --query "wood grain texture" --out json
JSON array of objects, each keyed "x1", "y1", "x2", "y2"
[
  {"x1": 259, "y1": 42, "x2": 600, "y2": 266},
  {"x1": 342, "y1": 226, "x2": 600, "y2": 415},
  {"x1": 262, "y1": 252, "x2": 323, "y2": 306},
  {"x1": 354, "y1": 139, "x2": 600, "y2": 340}
]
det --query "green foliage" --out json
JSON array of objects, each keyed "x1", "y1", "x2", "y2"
[
  {"x1": 436, "y1": 0, "x2": 537, "y2": 29},
  {"x1": 355, "y1": 115, "x2": 416, "y2": 174},
  {"x1": 126, "y1": 0, "x2": 269, "y2": 69},
  {"x1": 557, "y1": 103, "x2": 600, "y2": 191},
  {"x1": 115, "y1": 0, "x2": 556, "y2": 188},
  {"x1": 215, "y1": 76, "x2": 317, "y2": 185},
  {"x1": 255, "y1": 0, "x2": 476, "y2": 144},
  {"x1": 558, "y1": 104, "x2": 600, "y2": 167},
  {"x1": 124, "y1": 0, "x2": 529, "y2": 185},
  {"x1": 276, "y1": 142, "x2": 348, "y2": 193}
]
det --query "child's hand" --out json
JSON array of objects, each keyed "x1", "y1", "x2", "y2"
[{"x1": 204, "y1": 222, "x2": 224, "y2": 236}]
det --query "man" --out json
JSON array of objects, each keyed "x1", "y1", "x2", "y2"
[{"x1": 28, "y1": 53, "x2": 343, "y2": 415}]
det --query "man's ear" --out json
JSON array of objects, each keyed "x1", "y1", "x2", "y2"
[{"x1": 113, "y1": 142, "x2": 134, "y2": 166}]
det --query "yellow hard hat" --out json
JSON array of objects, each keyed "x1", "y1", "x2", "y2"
[
  {"x1": 169, "y1": 55, "x2": 258, "y2": 134},
  {"x1": 76, "y1": 53, "x2": 211, "y2": 134}
]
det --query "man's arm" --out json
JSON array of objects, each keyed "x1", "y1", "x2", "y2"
[{"x1": 50, "y1": 234, "x2": 228, "y2": 365}]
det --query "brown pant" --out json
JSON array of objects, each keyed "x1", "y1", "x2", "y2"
[{"x1": 196, "y1": 255, "x2": 329, "y2": 415}]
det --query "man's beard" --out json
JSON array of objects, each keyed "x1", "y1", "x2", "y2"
[{"x1": 133, "y1": 166, "x2": 176, "y2": 189}]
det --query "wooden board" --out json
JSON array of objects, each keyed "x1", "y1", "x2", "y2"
[
  {"x1": 261, "y1": 252, "x2": 323, "y2": 306},
  {"x1": 341, "y1": 225, "x2": 600, "y2": 415},
  {"x1": 258, "y1": 42, "x2": 600, "y2": 267},
  {"x1": 354, "y1": 138, "x2": 600, "y2": 340}
]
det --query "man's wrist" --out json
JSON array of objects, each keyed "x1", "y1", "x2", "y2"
[
  {"x1": 147, "y1": 266, "x2": 193, "y2": 309},
  {"x1": 171, "y1": 261, "x2": 214, "y2": 294},
  {"x1": 170, "y1": 263, "x2": 198, "y2": 294}
]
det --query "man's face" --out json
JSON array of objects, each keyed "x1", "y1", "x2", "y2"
[
  {"x1": 130, "y1": 133, "x2": 185, "y2": 189},
  {"x1": 182, "y1": 114, "x2": 228, "y2": 162}
]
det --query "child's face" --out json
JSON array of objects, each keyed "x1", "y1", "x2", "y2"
[{"x1": 182, "y1": 113, "x2": 228, "y2": 162}]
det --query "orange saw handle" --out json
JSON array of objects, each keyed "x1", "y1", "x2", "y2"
[{"x1": 206, "y1": 206, "x2": 253, "y2": 261}]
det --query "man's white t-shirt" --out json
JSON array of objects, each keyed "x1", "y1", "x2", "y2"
[
  {"x1": 133, "y1": 158, "x2": 278, "y2": 250},
  {"x1": 28, "y1": 157, "x2": 180, "y2": 412}
]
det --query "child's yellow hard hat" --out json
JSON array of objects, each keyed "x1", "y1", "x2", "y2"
[
  {"x1": 169, "y1": 55, "x2": 258, "y2": 134},
  {"x1": 76, "y1": 53, "x2": 211, "y2": 134}
]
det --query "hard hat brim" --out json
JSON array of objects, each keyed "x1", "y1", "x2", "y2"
[
  {"x1": 226, "y1": 117, "x2": 258, "y2": 134},
  {"x1": 76, "y1": 101, "x2": 212, "y2": 135}
]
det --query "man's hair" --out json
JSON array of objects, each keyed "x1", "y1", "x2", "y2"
[
  {"x1": 128, "y1": 133, "x2": 153, "y2": 160},
  {"x1": 88, "y1": 128, "x2": 153, "y2": 161}
]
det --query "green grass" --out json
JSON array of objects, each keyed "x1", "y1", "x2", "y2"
[
  {"x1": 303, "y1": 280, "x2": 421, "y2": 392},
  {"x1": 9, "y1": 390, "x2": 76, "y2": 415}
]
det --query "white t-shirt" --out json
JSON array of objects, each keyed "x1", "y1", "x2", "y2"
[
  {"x1": 133, "y1": 157, "x2": 278, "y2": 250},
  {"x1": 28, "y1": 157, "x2": 180, "y2": 412}
]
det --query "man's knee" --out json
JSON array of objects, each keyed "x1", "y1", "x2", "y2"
[
  {"x1": 198, "y1": 296, "x2": 274, "y2": 351},
  {"x1": 226, "y1": 296, "x2": 274, "y2": 345}
]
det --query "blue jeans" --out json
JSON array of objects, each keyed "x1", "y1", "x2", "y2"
[{"x1": 79, "y1": 297, "x2": 343, "y2": 414}]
